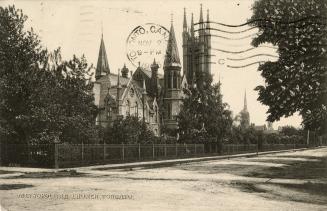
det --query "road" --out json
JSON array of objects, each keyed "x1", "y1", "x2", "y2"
[{"x1": 1, "y1": 147, "x2": 327, "y2": 211}]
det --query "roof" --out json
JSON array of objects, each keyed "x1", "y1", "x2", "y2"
[
  {"x1": 95, "y1": 36, "x2": 110, "y2": 77},
  {"x1": 164, "y1": 22, "x2": 181, "y2": 68}
]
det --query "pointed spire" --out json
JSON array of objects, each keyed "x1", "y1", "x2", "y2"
[
  {"x1": 206, "y1": 9, "x2": 210, "y2": 30},
  {"x1": 95, "y1": 35, "x2": 110, "y2": 79},
  {"x1": 164, "y1": 16, "x2": 181, "y2": 68},
  {"x1": 244, "y1": 89, "x2": 248, "y2": 111},
  {"x1": 190, "y1": 13, "x2": 194, "y2": 37},
  {"x1": 199, "y1": 4, "x2": 204, "y2": 24},
  {"x1": 183, "y1": 8, "x2": 187, "y2": 31}
]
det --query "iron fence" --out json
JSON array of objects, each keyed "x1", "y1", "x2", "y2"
[{"x1": 0, "y1": 141, "x2": 324, "y2": 168}]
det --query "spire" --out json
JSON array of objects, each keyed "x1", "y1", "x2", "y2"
[
  {"x1": 244, "y1": 90, "x2": 248, "y2": 111},
  {"x1": 151, "y1": 58, "x2": 159, "y2": 70},
  {"x1": 95, "y1": 36, "x2": 110, "y2": 79},
  {"x1": 199, "y1": 4, "x2": 204, "y2": 24},
  {"x1": 183, "y1": 8, "x2": 187, "y2": 31},
  {"x1": 206, "y1": 9, "x2": 210, "y2": 31},
  {"x1": 164, "y1": 17, "x2": 181, "y2": 68},
  {"x1": 190, "y1": 13, "x2": 194, "y2": 37}
]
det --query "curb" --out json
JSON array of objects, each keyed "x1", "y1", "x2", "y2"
[{"x1": 88, "y1": 147, "x2": 317, "y2": 171}]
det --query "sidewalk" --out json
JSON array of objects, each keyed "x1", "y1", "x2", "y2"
[{"x1": 1, "y1": 147, "x2": 318, "y2": 175}]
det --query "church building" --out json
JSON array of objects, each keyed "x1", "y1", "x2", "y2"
[{"x1": 93, "y1": 5, "x2": 212, "y2": 136}]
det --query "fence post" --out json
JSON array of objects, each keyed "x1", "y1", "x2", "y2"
[
  {"x1": 122, "y1": 143, "x2": 125, "y2": 161},
  {"x1": 175, "y1": 143, "x2": 178, "y2": 157},
  {"x1": 194, "y1": 143, "x2": 196, "y2": 155},
  {"x1": 152, "y1": 143, "x2": 155, "y2": 159},
  {"x1": 215, "y1": 143, "x2": 218, "y2": 154},
  {"x1": 0, "y1": 140, "x2": 2, "y2": 166},
  {"x1": 164, "y1": 143, "x2": 167, "y2": 157},
  {"x1": 138, "y1": 143, "x2": 141, "y2": 160},
  {"x1": 103, "y1": 142, "x2": 106, "y2": 161},
  {"x1": 81, "y1": 142, "x2": 84, "y2": 161},
  {"x1": 54, "y1": 143, "x2": 59, "y2": 169}
]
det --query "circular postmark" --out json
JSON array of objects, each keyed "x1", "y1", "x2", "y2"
[{"x1": 126, "y1": 23, "x2": 169, "y2": 70}]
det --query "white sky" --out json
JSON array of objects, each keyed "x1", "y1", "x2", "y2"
[{"x1": 1, "y1": 0, "x2": 302, "y2": 128}]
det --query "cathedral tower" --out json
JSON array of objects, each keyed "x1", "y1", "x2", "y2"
[{"x1": 163, "y1": 18, "x2": 182, "y2": 129}]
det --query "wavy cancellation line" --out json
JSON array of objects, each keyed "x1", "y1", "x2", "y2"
[
  {"x1": 212, "y1": 46, "x2": 278, "y2": 54},
  {"x1": 209, "y1": 34, "x2": 259, "y2": 40},
  {"x1": 226, "y1": 54, "x2": 278, "y2": 61},
  {"x1": 226, "y1": 61, "x2": 272, "y2": 68},
  {"x1": 194, "y1": 16, "x2": 327, "y2": 27},
  {"x1": 195, "y1": 26, "x2": 258, "y2": 34}
]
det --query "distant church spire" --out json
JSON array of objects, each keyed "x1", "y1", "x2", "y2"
[
  {"x1": 164, "y1": 16, "x2": 181, "y2": 67},
  {"x1": 95, "y1": 35, "x2": 110, "y2": 79},
  {"x1": 244, "y1": 90, "x2": 248, "y2": 111}
]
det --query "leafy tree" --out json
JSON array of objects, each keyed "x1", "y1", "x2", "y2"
[
  {"x1": 178, "y1": 71, "x2": 233, "y2": 141},
  {"x1": 103, "y1": 116, "x2": 156, "y2": 144},
  {"x1": 280, "y1": 125, "x2": 300, "y2": 136},
  {"x1": 0, "y1": 6, "x2": 98, "y2": 144},
  {"x1": 249, "y1": 0, "x2": 327, "y2": 134}
]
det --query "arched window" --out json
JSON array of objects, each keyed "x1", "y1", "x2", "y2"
[
  {"x1": 167, "y1": 72, "x2": 171, "y2": 89},
  {"x1": 126, "y1": 100, "x2": 130, "y2": 116},
  {"x1": 173, "y1": 71, "x2": 177, "y2": 88},
  {"x1": 155, "y1": 106, "x2": 158, "y2": 123},
  {"x1": 135, "y1": 102, "x2": 138, "y2": 117}
]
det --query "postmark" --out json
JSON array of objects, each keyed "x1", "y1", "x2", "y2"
[{"x1": 126, "y1": 23, "x2": 169, "y2": 69}]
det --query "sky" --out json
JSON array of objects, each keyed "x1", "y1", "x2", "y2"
[{"x1": 1, "y1": 0, "x2": 303, "y2": 129}]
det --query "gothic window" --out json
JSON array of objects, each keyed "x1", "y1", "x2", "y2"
[
  {"x1": 107, "y1": 107, "x2": 111, "y2": 120},
  {"x1": 155, "y1": 107, "x2": 158, "y2": 123},
  {"x1": 126, "y1": 100, "x2": 130, "y2": 116},
  {"x1": 135, "y1": 102, "x2": 138, "y2": 117},
  {"x1": 167, "y1": 72, "x2": 171, "y2": 89},
  {"x1": 173, "y1": 71, "x2": 177, "y2": 88}
]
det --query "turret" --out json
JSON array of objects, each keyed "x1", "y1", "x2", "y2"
[
  {"x1": 150, "y1": 59, "x2": 159, "y2": 97},
  {"x1": 205, "y1": 9, "x2": 211, "y2": 74},
  {"x1": 121, "y1": 64, "x2": 129, "y2": 78},
  {"x1": 116, "y1": 69, "x2": 122, "y2": 114},
  {"x1": 182, "y1": 8, "x2": 189, "y2": 80}
]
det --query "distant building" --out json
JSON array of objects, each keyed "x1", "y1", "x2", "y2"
[{"x1": 237, "y1": 90, "x2": 250, "y2": 128}]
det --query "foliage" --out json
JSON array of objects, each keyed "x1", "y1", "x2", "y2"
[
  {"x1": 0, "y1": 5, "x2": 98, "y2": 144},
  {"x1": 178, "y1": 71, "x2": 233, "y2": 141},
  {"x1": 249, "y1": 0, "x2": 327, "y2": 134},
  {"x1": 279, "y1": 125, "x2": 301, "y2": 136},
  {"x1": 103, "y1": 116, "x2": 156, "y2": 144}
]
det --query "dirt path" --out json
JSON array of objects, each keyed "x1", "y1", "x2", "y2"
[{"x1": 1, "y1": 148, "x2": 326, "y2": 211}]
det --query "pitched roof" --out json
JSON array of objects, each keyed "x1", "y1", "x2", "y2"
[
  {"x1": 95, "y1": 36, "x2": 110, "y2": 78},
  {"x1": 164, "y1": 22, "x2": 181, "y2": 68}
]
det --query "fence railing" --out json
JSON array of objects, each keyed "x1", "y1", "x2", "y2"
[{"x1": 0, "y1": 142, "x2": 323, "y2": 168}]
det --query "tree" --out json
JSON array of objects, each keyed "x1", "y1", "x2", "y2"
[
  {"x1": 0, "y1": 6, "x2": 98, "y2": 144},
  {"x1": 280, "y1": 125, "x2": 301, "y2": 136},
  {"x1": 178, "y1": 71, "x2": 233, "y2": 141},
  {"x1": 103, "y1": 116, "x2": 156, "y2": 144},
  {"x1": 249, "y1": 0, "x2": 327, "y2": 134}
]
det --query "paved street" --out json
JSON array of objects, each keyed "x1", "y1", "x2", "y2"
[{"x1": 1, "y1": 147, "x2": 327, "y2": 211}]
